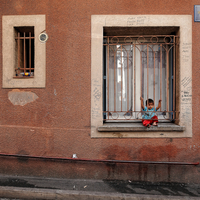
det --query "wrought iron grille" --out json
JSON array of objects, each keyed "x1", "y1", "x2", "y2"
[{"x1": 103, "y1": 35, "x2": 179, "y2": 121}]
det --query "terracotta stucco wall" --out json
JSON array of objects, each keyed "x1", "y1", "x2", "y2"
[{"x1": 0, "y1": 0, "x2": 200, "y2": 183}]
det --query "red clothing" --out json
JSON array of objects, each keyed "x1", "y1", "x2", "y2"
[{"x1": 142, "y1": 116, "x2": 158, "y2": 127}]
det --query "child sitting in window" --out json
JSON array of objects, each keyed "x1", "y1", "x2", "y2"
[{"x1": 140, "y1": 97, "x2": 162, "y2": 128}]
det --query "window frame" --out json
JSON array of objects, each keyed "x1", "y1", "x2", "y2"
[
  {"x1": 91, "y1": 15, "x2": 192, "y2": 138},
  {"x1": 2, "y1": 15, "x2": 46, "y2": 88},
  {"x1": 103, "y1": 34, "x2": 178, "y2": 122}
]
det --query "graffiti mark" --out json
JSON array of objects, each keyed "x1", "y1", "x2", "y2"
[
  {"x1": 93, "y1": 87, "x2": 101, "y2": 100},
  {"x1": 127, "y1": 16, "x2": 149, "y2": 26},
  {"x1": 182, "y1": 43, "x2": 191, "y2": 63},
  {"x1": 181, "y1": 90, "x2": 192, "y2": 104},
  {"x1": 91, "y1": 107, "x2": 101, "y2": 119},
  {"x1": 181, "y1": 77, "x2": 192, "y2": 88}
]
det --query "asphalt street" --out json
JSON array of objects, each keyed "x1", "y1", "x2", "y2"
[{"x1": 0, "y1": 175, "x2": 199, "y2": 199}]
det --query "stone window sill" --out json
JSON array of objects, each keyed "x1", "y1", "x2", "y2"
[{"x1": 98, "y1": 123, "x2": 185, "y2": 132}]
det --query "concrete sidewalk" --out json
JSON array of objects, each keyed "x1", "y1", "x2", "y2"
[{"x1": 0, "y1": 175, "x2": 199, "y2": 199}]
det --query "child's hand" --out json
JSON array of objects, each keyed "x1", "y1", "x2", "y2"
[
  {"x1": 156, "y1": 99, "x2": 162, "y2": 111},
  {"x1": 140, "y1": 97, "x2": 145, "y2": 109}
]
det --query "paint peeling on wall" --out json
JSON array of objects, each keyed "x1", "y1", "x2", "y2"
[{"x1": 8, "y1": 89, "x2": 38, "y2": 106}]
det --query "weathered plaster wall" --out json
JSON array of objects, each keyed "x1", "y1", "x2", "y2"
[{"x1": 0, "y1": 0, "x2": 200, "y2": 183}]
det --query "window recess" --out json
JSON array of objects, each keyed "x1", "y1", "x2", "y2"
[
  {"x1": 103, "y1": 34, "x2": 179, "y2": 123},
  {"x1": 14, "y1": 26, "x2": 34, "y2": 78}
]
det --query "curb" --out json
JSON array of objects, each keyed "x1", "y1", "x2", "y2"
[{"x1": 0, "y1": 186, "x2": 200, "y2": 200}]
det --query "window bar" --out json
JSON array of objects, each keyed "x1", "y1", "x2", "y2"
[
  {"x1": 29, "y1": 32, "x2": 31, "y2": 75},
  {"x1": 154, "y1": 49, "x2": 156, "y2": 111},
  {"x1": 160, "y1": 44, "x2": 162, "y2": 112},
  {"x1": 127, "y1": 46, "x2": 129, "y2": 113},
  {"x1": 140, "y1": 47, "x2": 143, "y2": 112},
  {"x1": 166, "y1": 47, "x2": 169, "y2": 114},
  {"x1": 24, "y1": 32, "x2": 26, "y2": 74},
  {"x1": 17, "y1": 32, "x2": 20, "y2": 76},
  {"x1": 173, "y1": 37, "x2": 176, "y2": 120},
  {"x1": 114, "y1": 47, "x2": 116, "y2": 112},
  {"x1": 121, "y1": 45, "x2": 123, "y2": 112},
  {"x1": 147, "y1": 44, "x2": 149, "y2": 110},
  {"x1": 107, "y1": 39, "x2": 110, "y2": 119},
  {"x1": 134, "y1": 44, "x2": 136, "y2": 113}
]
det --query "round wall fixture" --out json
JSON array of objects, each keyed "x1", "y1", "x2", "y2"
[{"x1": 39, "y1": 33, "x2": 48, "y2": 42}]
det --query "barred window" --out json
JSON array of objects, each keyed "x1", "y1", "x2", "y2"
[
  {"x1": 91, "y1": 15, "x2": 192, "y2": 138},
  {"x1": 103, "y1": 28, "x2": 179, "y2": 122},
  {"x1": 14, "y1": 26, "x2": 34, "y2": 78},
  {"x1": 3, "y1": 15, "x2": 46, "y2": 88}
]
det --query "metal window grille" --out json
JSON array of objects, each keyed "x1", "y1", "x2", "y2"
[
  {"x1": 14, "y1": 27, "x2": 34, "y2": 78},
  {"x1": 103, "y1": 35, "x2": 179, "y2": 122}
]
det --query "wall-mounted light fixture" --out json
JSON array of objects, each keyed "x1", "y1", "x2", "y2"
[{"x1": 39, "y1": 32, "x2": 48, "y2": 43}]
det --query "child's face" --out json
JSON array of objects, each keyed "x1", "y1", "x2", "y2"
[{"x1": 147, "y1": 102, "x2": 154, "y2": 110}]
